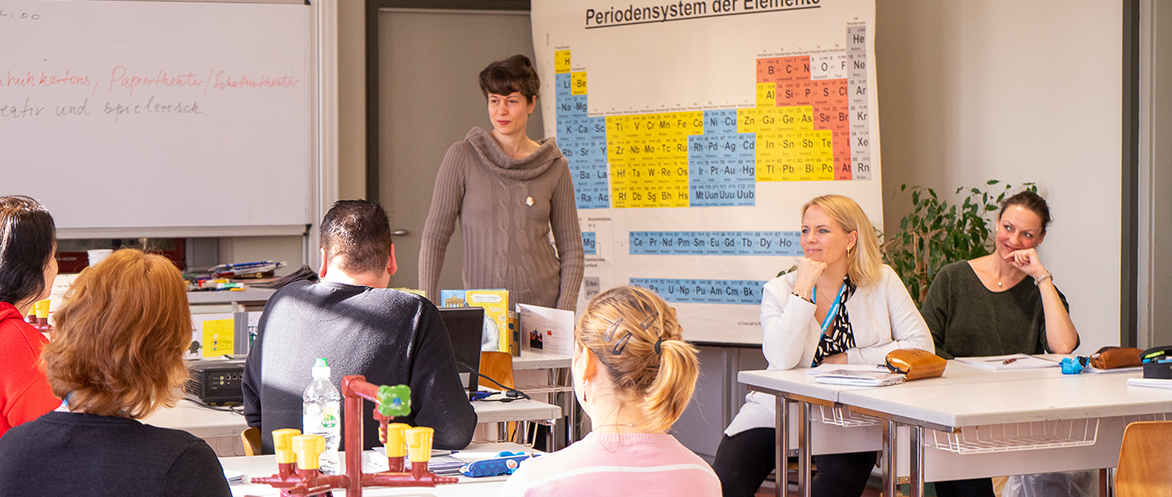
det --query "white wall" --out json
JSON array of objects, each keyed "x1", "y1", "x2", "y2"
[{"x1": 876, "y1": 1, "x2": 1123, "y2": 353}]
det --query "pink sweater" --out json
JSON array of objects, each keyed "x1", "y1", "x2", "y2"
[{"x1": 498, "y1": 432, "x2": 721, "y2": 497}]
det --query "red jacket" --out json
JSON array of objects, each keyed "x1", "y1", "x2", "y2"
[{"x1": 0, "y1": 302, "x2": 58, "y2": 438}]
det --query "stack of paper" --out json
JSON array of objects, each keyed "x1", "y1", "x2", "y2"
[
  {"x1": 223, "y1": 470, "x2": 246, "y2": 485},
  {"x1": 1127, "y1": 378, "x2": 1172, "y2": 390},
  {"x1": 956, "y1": 354, "x2": 1059, "y2": 370},
  {"x1": 814, "y1": 370, "x2": 905, "y2": 387}
]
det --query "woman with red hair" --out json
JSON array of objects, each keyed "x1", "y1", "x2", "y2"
[{"x1": 0, "y1": 249, "x2": 231, "y2": 496}]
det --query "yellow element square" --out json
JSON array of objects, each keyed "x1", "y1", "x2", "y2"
[
  {"x1": 606, "y1": 112, "x2": 702, "y2": 208},
  {"x1": 740, "y1": 105, "x2": 831, "y2": 181},
  {"x1": 571, "y1": 72, "x2": 587, "y2": 95},
  {"x1": 202, "y1": 318, "x2": 234, "y2": 357},
  {"x1": 756, "y1": 83, "x2": 776, "y2": 108},
  {"x1": 555, "y1": 50, "x2": 571, "y2": 74}
]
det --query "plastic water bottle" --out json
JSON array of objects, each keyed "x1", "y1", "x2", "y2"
[{"x1": 303, "y1": 358, "x2": 341, "y2": 474}]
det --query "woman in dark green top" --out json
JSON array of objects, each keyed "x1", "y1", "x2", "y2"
[
  {"x1": 919, "y1": 191, "x2": 1079, "y2": 497},
  {"x1": 921, "y1": 191, "x2": 1078, "y2": 359}
]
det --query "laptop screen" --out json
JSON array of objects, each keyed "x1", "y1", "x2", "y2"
[{"x1": 438, "y1": 306, "x2": 484, "y2": 393}]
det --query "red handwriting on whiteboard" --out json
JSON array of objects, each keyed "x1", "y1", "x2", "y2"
[
  {"x1": 3, "y1": 69, "x2": 90, "y2": 89},
  {"x1": 206, "y1": 70, "x2": 299, "y2": 93},
  {"x1": 108, "y1": 67, "x2": 204, "y2": 97}
]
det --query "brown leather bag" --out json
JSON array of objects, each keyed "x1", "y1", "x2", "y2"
[
  {"x1": 1088, "y1": 347, "x2": 1143, "y2": 370},
  {"x1": 885, "y1": 348, "x2": 947, "y2": 381}
]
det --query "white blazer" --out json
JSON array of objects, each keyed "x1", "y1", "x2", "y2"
[{"x1": 725, "y1": 265, "x2": 933, "y2": 436}]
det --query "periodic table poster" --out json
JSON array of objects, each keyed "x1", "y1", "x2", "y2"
[{"x1": 531, "y1": 0, "x2": 882, "y2": 344}]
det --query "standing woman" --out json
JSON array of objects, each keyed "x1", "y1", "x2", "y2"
[
  {"x1": 712, "y1": 195, "x2": 933, "y2": 497},
  {"x1": 0, "y1": 249, "x2": 231, "y2": 496},
  {"x1": 420, "y1": 54, "x2": 585, "y2": 311},
  {"x1": 919, "y1": 191, "x2": 1078, "y2": 497},
  {"x1": 0, "y1": 195, "x2": 60, "y2": 438},
  {"x1": 499, "y1": 286, "x2": 721, "y2": 496}
]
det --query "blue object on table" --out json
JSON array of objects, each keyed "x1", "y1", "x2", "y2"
[
  {"x1": 1060, "y1": 357, "x2": 1083, "y2": 375},
  {"x1": 459, "y1": 451, "x2": 536, "y2": 477}
]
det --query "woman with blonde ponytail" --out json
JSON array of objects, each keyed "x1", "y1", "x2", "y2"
[{"x1": 499, "y1": 286, "x2": 720, "y2": 497}]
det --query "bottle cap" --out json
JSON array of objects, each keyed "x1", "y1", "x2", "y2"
[{"x1": 312, "y1": 358, "x2": 330, "y2": 379}]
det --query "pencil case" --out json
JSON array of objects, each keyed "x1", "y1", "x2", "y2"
[
  {"x1": 885, "y1": 349, "x2": 946, "y2": 381},
  {"x1": 1088, "y1": 346, "x2": 1143, "y2": 370}
]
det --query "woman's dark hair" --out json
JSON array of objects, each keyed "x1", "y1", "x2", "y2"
[
  {"x1": 999, "y1": 190, "x2": 1052, "y2": 234},
  {"x1": 0, "y1": 196, "x2": 56, "y2": 307},
  {"x1": 479, "y1": 54, "x2": 540, "y2": 102}
]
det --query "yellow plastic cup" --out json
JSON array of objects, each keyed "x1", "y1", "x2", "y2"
[
  {"x1": 272, "y1": 429, "x2": 301, "y2": 464},
  {"x1": 35, "y1": 299, "x2": 49, "y2": 319},
  {"x1": 385, "y1": 423, "x2": 410, "y2": 457},
  {"x1": 293, "y1": 434, "x2": 326, "y2": 470},
  {"x1": 405, "y1": 427, "x2": 434, "y2": 463}
]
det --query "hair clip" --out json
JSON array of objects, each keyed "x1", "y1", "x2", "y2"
[
  {"x1": 611, "y1": 331, "x2": 632, "y2": 355},
  {"x1": 602, "y1": 318, "x2": 624, "y2": 342},
  {"x1": 638, "y1": 310, "x2": 658, "y2": 331}
]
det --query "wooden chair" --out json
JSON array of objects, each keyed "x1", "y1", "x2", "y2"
[
  {"x1": 241, "y1": 426, "x2": 262, "y2": 456},
  {"x1": 479, "y1": 351, "x2": 515, "y2": 390},
  {"x1": 480, "y1": 351, "x2": 531, "y2": 444},
  {"x1": 1116, "y1": 420, "x2": 1172, "y2": 497}
]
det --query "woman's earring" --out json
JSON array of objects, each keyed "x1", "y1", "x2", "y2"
[{"x1": 582, "y1": 379, "x2": 589, "y2": 403}]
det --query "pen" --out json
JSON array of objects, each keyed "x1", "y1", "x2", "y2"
[{"x1": 1002, "y1": 358, "x2": 1019, "y2": 365}]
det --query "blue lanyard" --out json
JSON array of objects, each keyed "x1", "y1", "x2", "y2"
[{"x1": 813, "y1": 283, "x2": 847, "y2": 336}]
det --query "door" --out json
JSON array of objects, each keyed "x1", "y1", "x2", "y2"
[{"x1": 379, "y1": 9, "x2": 543, "y2": 294}]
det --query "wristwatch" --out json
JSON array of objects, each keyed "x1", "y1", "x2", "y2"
[{"x1": 1035, "y1": 271, "x2": 1053, "y2": 286}]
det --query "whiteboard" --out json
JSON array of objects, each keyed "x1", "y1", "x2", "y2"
[
  {"x1": 0, "y1": 0, "x2": 312, "y2": 236},
  {"x1": 532, "y1": 0, "x2": 881, "y2": 344}
]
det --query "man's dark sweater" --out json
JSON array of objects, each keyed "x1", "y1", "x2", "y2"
[
  {"x1": 243, "y1": 280, "x2": 477, "y2": 453},
  {"x1": 0, "y1": 411, "x2": 231, "y2": 497}
]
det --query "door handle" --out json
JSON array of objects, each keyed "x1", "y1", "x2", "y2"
[{"x1": 391, "y1": 229, "x2": 409, "y2": 236}]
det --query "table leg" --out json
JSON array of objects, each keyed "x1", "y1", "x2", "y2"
[
  {"x1": 910, "y1": 425, "x2": 924, "y2": 497},
  {"x1": 798, "y1": 402, "x2": 812, "y2": 497},
  {"x1": 776, "y1": 396, "x2": 788, "y2": 497},
  {"x1": 882, "y1": 420, "x2": 896, "y2": 497}
]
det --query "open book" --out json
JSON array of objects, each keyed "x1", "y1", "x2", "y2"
[
  {"x1": 814, "y1": 369, "x2": 905, "y2": 387},
  {"x1": 956, "y1": 353, "x2": 1059, "y2": 371}
]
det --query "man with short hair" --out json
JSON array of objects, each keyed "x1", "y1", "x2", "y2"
[{"x1": 243, "y1": 200, "x2": 476, "y2": 453}]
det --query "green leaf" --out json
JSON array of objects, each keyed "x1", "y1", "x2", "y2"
[{"x1": 987, "y1": 179, "x2": 1000, "y2": 185}]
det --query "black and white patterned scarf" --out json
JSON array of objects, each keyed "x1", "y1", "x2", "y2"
[{"x1": 812, "y1": 275, "x2": 857, "y2": 367}]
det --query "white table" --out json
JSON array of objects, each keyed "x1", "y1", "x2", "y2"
[
  {"x1": 512, "y1": 347, "x2": 571, "y2": 370},
  {"x1": 512, "y1": 347, "x2": 579, "y2": 447},
  {"x1": 738, "y1": 361, "x2": 1172, "y2": 497},
  {"x1": 145, "y1": 398, "x2": 561, "y2": 456},
  {"x1": 221, "y1": 442, "x2": 532, "y2": 496}
]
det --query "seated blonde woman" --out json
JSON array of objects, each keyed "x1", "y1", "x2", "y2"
[
  {"x1": 499, "y1": 286, "x2": 720, "y2": 497},
  {"x1": 713, "y1": 194, "x2": 933, "y2": 497},
  {"x1": 0, "y1": 249, "x2": 231, "y2": 497}
]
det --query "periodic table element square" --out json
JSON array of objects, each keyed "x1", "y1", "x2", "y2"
[{"x1": 810, "y1": 53, "x2": 849, "y2": 81}]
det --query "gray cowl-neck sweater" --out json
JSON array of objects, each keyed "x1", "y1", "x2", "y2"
[{"x1": 419, "y1": 127, "x2": 585, "y2": 311}]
